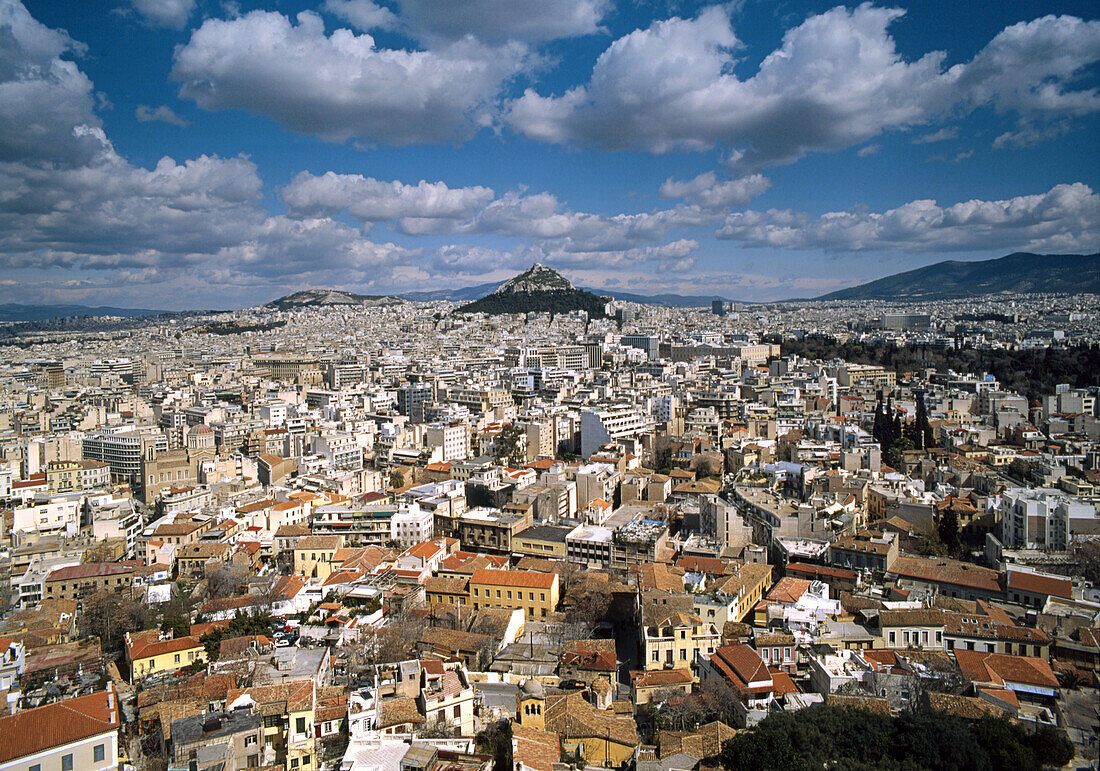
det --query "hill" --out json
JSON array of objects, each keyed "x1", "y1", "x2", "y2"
[
  {"x1": 455, "y1": 264, "x2": 609, "y2": 317},
  {"x1": 0, "y1": 303, "x2": 165, "y2": 322},
  {"x1": 264, "y1": 289, "x2": 404, "y2": 311},
  {"x1": 404, "y1": 281, "x2": 729, "y2": 307},
  {"x1": 817, "y1": 252, "x2": 1100, "y2": 301}
]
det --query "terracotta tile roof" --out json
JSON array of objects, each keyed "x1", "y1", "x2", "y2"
[
  {"x1": 46, "y1": 561, "x2": 140, "y2": 582},
  {"x1": 0, "y1": 689, "x2": 119, "y2": 763},
  {"x1": 632, "y1": 669, "x2": 694, "y2": 689},
  {"x1": 926, "y1": 691, "x2": 1009, "y2": 720},
  {"x1": 295, "y1": 535, "x2": 341, "y2": 550},
  {"x1": 227, "y1": 679, "x2": 314, "y2": 713},
  {"x1": 825, "y1": 694, "x2": 891, "y2": 714},
  {"x1": 470, "y1": 568, "x2": 556, "y2": 589},
  {"x1": 659, "y1": 721, "x2": 736, "y2": 760},
  {"x1": 545, "y1": 691, "x2": 637, "y2": 747},
  {"x1": 953, "y1": 650, "x2": 1059, "y2": 690},
  {"x1": 889, "y1": 556, "x2": 1001, "y2": 594},
  {"x1": 379, "y1": 696, "x2": 423, "y2": 728},
  {"x1": 512, "y1": 723, "x2": 559, "y2": 771},
  {"x1": 766, "y1": 577, "x2": 812, "y2": 604},
  {"x1": 1005, "y1": 570, "x2": 1072, "y2": 599},
  {"x1": 127, "y1": 629, "x2": 203, "y2": 661}
]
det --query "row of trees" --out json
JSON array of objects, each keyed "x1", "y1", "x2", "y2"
[
  {"x1": 872, "y1": 394, "x2": 933, "y2": 469},
  {"x1": 718, "y1": 704, "x2": 1074, "y2": 770},
  {"x1": 770, "y1": 335, "x2": 1100, "y2": 401}
]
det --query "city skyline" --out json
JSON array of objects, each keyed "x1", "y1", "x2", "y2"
[{"x1": 2, "y1": 0, "x2": 1099, "y2": 309}]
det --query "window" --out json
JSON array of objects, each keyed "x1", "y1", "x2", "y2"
[
  {"x1": 174, "y1": 654, "x2": 181, "y2": 663},
  {"x1": 30, "y1": 765, "x2": 41, "y2": 771},
  {"x1": 94, "y1": 744, "x2": 106, "y2": 762},
  {"x1": 246, "y1": 735, "x2": 257, "y2": 746},
  {"x1": 291, "y1": 759, "x2": 299, "y2": 769},
  {"x1": 296, "y1": 717, "x2": 306, "y2": 733},
  {"x1": 62, "y1": 756, "x2": 74, "y2": 771},
  {"x1": 680, "y1": 649, "x2": 687, "y2": 660},
  {"x1": 303, "y1": 756, "x2": 311, "y2": 767},
  {"x1": 889, "y1": 631, "x2": 896, "y2": 645},
  {"x1": 652, "y1": 650, "x2": 660, "y2": 662}
]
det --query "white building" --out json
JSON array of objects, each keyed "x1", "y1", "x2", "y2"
[
  {"x1": 579, "y1": 405, "x2": 655, "y2": 457},
  {"x1": 998, "y1": 487, "x2": 1092, "y2": 551},
  {"x1": 391, "y1": 503, "x2": 434, "y2": 549}
]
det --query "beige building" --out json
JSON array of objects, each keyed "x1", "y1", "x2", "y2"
[
  {"x1": 294, "y1": 535, "x2": 344, "y2": 579},
  {"x1": 0, "y1": 687, "x2": 120, "y2": 771},
  {"x1": 643, "y1": 611, "x2": 720, "y2": 671},
  {"x1": 469, "y1": 568, "x2": 559, "y2": 621}
]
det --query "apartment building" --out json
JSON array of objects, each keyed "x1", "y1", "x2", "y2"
[
  {"x1": 469, "y1": 569, "x2": 559, "y2": 621},
  {"x1": 0, "y1": 687, "x2": 120, "y2": 771}
]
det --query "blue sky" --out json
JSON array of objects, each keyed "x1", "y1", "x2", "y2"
[{"x1": 2, "y1": 0, "x2": 1098, "y2": 308}]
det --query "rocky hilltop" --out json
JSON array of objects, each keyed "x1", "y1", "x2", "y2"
[
  {"x1": 456, "y1": 264, "x2": 608, "y2": 317},
  {"x1": 264, "y1": 289, "x2": 404, "y2": 311}
]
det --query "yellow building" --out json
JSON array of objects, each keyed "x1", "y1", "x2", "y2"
[
  {"x1": 294, "y1": 535, "x2": 343, "y2": 579},
  {"x1": 125, "y1": 629, "x2": 205, "y2": 682},
  {"x1": 546, "y1": 691, "x2": 637, "y2": 767},
  {"x1": 425, "y1": 576, "x2": 470, "y2": 606},
  {"x1": 511, "y1": 525, "x2": 570, "y2": 559},
  {"x1": 469, "y1": 568, "x2": 559, "y2": 621},
  {"x1": 227, "y1": 680, "x2": 317, "y2": 771},
  {"x1": 642, "y1": 611, "x2": 720, "y2": 671}
]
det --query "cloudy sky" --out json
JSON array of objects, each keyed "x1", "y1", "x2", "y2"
[{"x1": 2, "y1": 0, "x2": 1098, "y2": 309}]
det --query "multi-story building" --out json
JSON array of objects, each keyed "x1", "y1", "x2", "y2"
[
  {"x1": 469, "y1": 568, "x2": 559, "y2": 621},
  {"x1": 642, "y1": 610, "x2": 720, "y2": 670},
  {"x1": 125, "y1": 629, "x2": 205, "y2": 682},
  {"x1": 82, "y1": 428, "x2": 167, "y2": 494},
  {"x1": 0, "y1": 687, "x2": 120, "y2": 771},
  {"x1": 998, "y1": 487, "x2": 1090, "y2": 551},
  {"x1": 425, "y1": 422, "x2": 470, "y2": 462},
  {"x1": 44, "y1": 561, "x2": 141, "y2": 601},
  {"x1": 579, "y1": 405, "x2": 655, "y2": 457}
]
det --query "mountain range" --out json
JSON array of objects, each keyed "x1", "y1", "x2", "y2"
[
  {"x1": 263, "y1": 288, "x2": 403, "y2": 311},
  {"x1": 817, "y1": 252, "x2": 1100, "y2": 301},
  {"x1": 0, "y1": 303, "x2": 166, "y2": 322}
]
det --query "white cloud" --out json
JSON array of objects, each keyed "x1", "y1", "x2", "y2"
[
  {"x1": 0, "y1": 0, "x2": 107, "y2": 166},
  {"x1": 172, "y1": 9, "x2": 531, "y2": 145},
  {"x1": 129, "y1": 0, "x2": 195, "y2": 30},
  {"x1": 658, "y1": 172, "x2": 770, "y2": 209},
  {"x1": 716, "y1": 183, "x2": 1100, "y2": 254},
  {"x1": 913, "y1": 127, "x2": 957, "y2": 144},
  {"x1": 135, "y1": 104, "x2": 189, "y2": 126},
  {"x1": 280, "y1": 171, "x2": 494, "y2": 223},
  {"x1": 322, "y1": 0, "x2": 398, "y2": 32},
  {"x1": 993, "y1": 121, "x2": 1072, "y2": 149},
  {"x1": 390, "y1": 0, "x2": 610, "y2": 44},
  {"x1": 507, "y1": 5, "x2": 1100, "y2": 167},
  {"x1": 856, "y1": 144, "x2": 880, "y2": 157}
]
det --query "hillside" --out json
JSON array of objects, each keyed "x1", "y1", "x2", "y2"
[
  {"x1": 264, "y1": 289, "x2": 404, "y2": 311},
  {"x1": 0, "y1": 303, "x2": 165, "y2": 322},
  {"x1": 818, "y1": 252, "x2": 1100, "y2": 301},
  {"x1": 404, "y1": 281, "x2": 729, "y2": 307},
  {"x1": 455, "y1": 264, "x2": 608, "y2": 317}
]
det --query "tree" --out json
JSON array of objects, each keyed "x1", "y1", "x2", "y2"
[
  {"x1": 475, "y1": 720, "x2": 513, "y2": 771},
  {"x1": 937, "y1": 507, "x2": 960, "y2": 552},
  {"x1": 389, "y1": 469, "x2": 405, "y2": 489},
  {"x1": 206, "y1": 563, "x2": 248, "y2": 599},
  {"x1": 493, "y1": 423, "x2": 528, "y2": 467},
  {"x1": 78, "y1": 590, "x2": 148, "y2": 654}
]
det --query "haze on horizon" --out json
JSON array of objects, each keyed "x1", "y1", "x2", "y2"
[{"x1": 2, "y1": 0, "x2": 1099, "y2": 310}]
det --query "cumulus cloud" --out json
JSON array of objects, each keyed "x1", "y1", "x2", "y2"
[
  {"x1": 391, "y1": 0, "x2": 609, "y2": 44},
  {"x1": 129, "y1": 0, "x2": 195, "y2": 29},
  {"x1": 716, "y1": 183, "x2": 1100, "y2": 254},
  {"x1": 135, "y1": 104, "x2": 189, "y2": 126},
  {"x1": 281, "y1": 171, "x2": 494, "y2": 223},
  {"x1": 658, "y1": 172, "x2": 770, "y2": 209},
  {"x1": 322, "y1": 0, "x2": 398, "y2": 32},
  {"x1": 0, "y1": 0, "x2": 107, "y2": 166},
  {"x1": 507, "y1": 5, "x2": 1100, "y2": 167},
  {"x1": 171, "y1": 9, "x2": 531, "y2": 145}
]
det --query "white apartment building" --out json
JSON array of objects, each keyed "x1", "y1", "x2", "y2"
[
  {"x1": 312, "y1": 432, "x2": 364, "y2": 471},
  {"x1": 998, "y1": 487, "x2": 1092, "y2": 551},
  {"x1": 390, "y1": 503, "x2": 434, "y2": 549},
  {"x1": 579, "y1": 405, "x2": 655, "y2": 457},
  {"x1": 425, "y1": 422, "x2": 470, "y2": 462}
]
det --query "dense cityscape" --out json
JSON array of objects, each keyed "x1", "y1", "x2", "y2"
[
  {"x1": 3, "y1": 0, "x2": 1100, "y2": 768},
  {"x1": 0, "y1": 267, "x2": 1098, "y2": 771}
]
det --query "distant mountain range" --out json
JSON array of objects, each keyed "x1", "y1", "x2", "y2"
[
  {"x1": 455, "y1": 263, "x2": 610, "y2": 317},
  {"x1": 264, "y1": 288, "x2": 403, "y2": 310},
  {"x1": 0, "y1": 303, "x2": 166, "y2": 322},
  {"x1": 817, "y1": 252, "x2": 1100, "y2": 301}
]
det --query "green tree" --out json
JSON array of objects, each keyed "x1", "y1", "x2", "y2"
[
  {"x1": 937, "y1": 507, "x2": 960, "y2": 552},
  {"x1": 389, "y1": 469, "x2": 405, "y2": 489}
]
